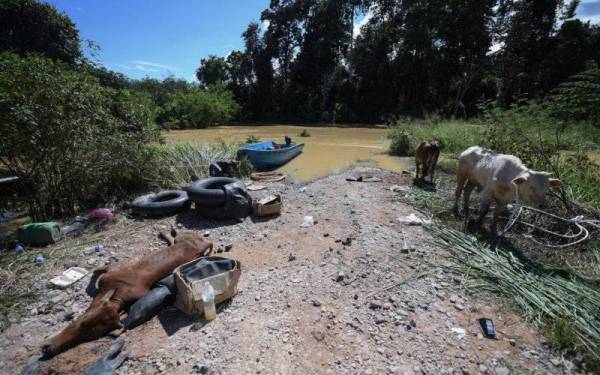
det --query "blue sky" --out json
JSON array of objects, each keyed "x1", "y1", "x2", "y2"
[
  {"x1": 45, "y1": 0, "x2": 271, "y2": 81},
  {"x1": 46, "y1": 0, "x2": 600, "y2": 82}
]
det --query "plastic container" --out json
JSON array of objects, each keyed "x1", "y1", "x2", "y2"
[
  {"x1": 84, "y1": 244, "x2": 104, "y2": 255},
  {"x1": 15, "y1": 243, "x2": 25, "y2": 256},
  {"x1": 34, "y1": 255, "x2": 44, "y2": 265},
  {"x1": 201, "y1": 281, "x2": 216, "y2": 321}
]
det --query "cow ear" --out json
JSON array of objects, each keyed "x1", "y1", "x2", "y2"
[
  {"x1": 513, "y1": 173, "x2": 529, "y2": 185},
  {"x1": 549, "y1": 178, "x2": 562, "y2": 188}
]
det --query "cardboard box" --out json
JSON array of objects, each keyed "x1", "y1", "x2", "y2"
[
  {"x1": 174, "y1": 257, "x2": 241, "y2": 316},
  {"x1": 253, "y1": 194, "x2": 282, "y2": 217}
]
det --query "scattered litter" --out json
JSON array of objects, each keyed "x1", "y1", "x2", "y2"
[
  {"x1": 34, "y1": 255, "x2": 44, "y2": 265},
  {"x1": 477, "y1": 318, "x2": 496, "y2": 339},
  {"x1": 397, "y1": 213, "x2": 432, "y2": 226},
  {"x1": 253, "y1": 194, "x2": 282, "y2": 217},
  {"x1": 15, "y1": 243, "x2": 25, "y2": 256},
  {"x1": 400, "y1": 232, "x2": 415, "y2": 253},
  {"x1": 84, "y1": 244, "x2": 105, "y2": 255},
  {"x1": 251, "y1": 171, "x2": 286, "y2": 182},
  {"x1": 246, "y1": 184, "x2": 266, "y2": 191},
  {"x1": 301, "y1": 215, "x2": 314, "y2": 227},
  {"x1": 50, "y1": 267, "x2": 89, "y2": 288},
  {"x1": 346, "y1": 175, "x2": 383, "y2": 183},
  {"x1": 389, "y1": 185, "x2": 409, "y2": 192},
  {"x1": 89, "y1": 208, "x2": 114, "y2": 220},
  {"x1": 61, "y1": 216, "x2": 89, "y2": 236},
  {"x1": 17, "y1": 222, "x2": 61, "y2": 245},
  {"x1": 200, "y1": 281, "x2": 217, "y2": 321},
  {"x1": 451, "y1": 327, "x2": 466, "y2": 339}
]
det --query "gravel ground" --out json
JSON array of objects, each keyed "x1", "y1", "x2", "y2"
[{"x1": 0, "y1": 167, "x2": 577, "y2": 374}]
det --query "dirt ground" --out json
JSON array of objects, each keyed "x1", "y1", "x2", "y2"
[{"x1": 0, "y1": 167, "x2": 576, "y2": 374}]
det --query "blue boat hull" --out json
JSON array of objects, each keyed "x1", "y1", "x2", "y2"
[{"x1": 239, "y1": 141, "x2": 304, "y2": 169}]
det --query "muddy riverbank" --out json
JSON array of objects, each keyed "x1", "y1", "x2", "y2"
[
  {"x1": 163, "y1": 125, "x2": 410, "y2": 182},
  {"x1": 0, "y1": 168, "x2": 571, "y2": 374}
]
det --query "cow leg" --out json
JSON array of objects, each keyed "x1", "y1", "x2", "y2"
[
  {"x1": 462, "y1": 182, "x2": 476, "y2": 230},
  {"x1": 453, "y1": 172, "x2": 467, "y2": 215},
  {"x1": 416, "y1": 162, "x2": 421, "y2": 181},
  {"x1": 490, "y1": 203, "x2": 503, "y2": 239}
]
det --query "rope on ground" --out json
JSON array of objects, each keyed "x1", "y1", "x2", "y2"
[{"x1": 500, "y1": 203, "x2": 599, "y2": 248}]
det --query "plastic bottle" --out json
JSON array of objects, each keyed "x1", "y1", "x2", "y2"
[
  {"x1": 15, "y1": 243, "x2": 25, "y2": 256},
  {"x1": 84, "y1": 244, "x2": 104, "y2": 255},
  {"x1": 34, "y1": 255, "x2": 44, "y2": 265},
  {"x1": 201, "y1": 281, "x2": 216, "y2": 321}
]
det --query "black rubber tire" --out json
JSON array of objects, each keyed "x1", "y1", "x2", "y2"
[
  {"x1": 195, "y1": 205, "x2": 242, "y2": 220},
  {"x1": 186, "y1": 177, "x2": 238, "y2": 207},
  {"x1": 132, "y1": 190, "x2": 190, "y2": 217}
]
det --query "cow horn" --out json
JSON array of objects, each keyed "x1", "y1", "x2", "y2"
[{"x1": 101, "y1": 289, "x2": 116, "y2": 304}]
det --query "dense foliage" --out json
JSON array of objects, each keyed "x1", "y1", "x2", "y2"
[
  {"x1": 195, "y1": 0, "x2": 600, "y2": 123},
  {"x1": 0, "y1": 52, "x2": 159, "y2": 219},
  {"x1": 159, "y1": 84, "x2": 239, "y2": 129},
  {"x1": 0, "y1": 0, "x2": 82, "y2": 64}
]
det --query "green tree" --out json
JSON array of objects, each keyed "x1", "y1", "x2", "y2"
[
  {"x1": 0, "y1": 0, "x2": 82, "y2": 64},
  {"x1": 196, "y1": 55, "x2": 228, "y2": 86},
  {"x1": 0, "y1": 52, "x2": 159, "y2": 218}
]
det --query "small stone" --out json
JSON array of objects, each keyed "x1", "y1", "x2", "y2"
[
  {"x1": 374, "y1": 314, "x2": 387, "y2": 324},
  {"x1": 449, "y1": 294, "x2": 458, "y2": 303},
  {"x1": 461, "y1": 368, "x2": 470, "y2": 375},
  {"x1": 376, "y1": 347, "x2": 385, "y2": 354},
  {"x1": 550, "y1": 357, "x2": 562, "y2": 367},
  {"x1": 508, "y1": 339, "x2": 516, "y2": 346},
  {"x1": 193, "y1": 363, "x2": 210, "y2": 374},
  {"x1": 203, "y1": 231, "x2": 210, "y2": 237},
  {"x1": 382, "y1": 303, "x2": 392, "y2": 310},
  {"x1": 312, "y1": 331, "x2": 325, "y2": 341},
  {"x1": 336, "y1": 271, "x2": 345, "y2": 282},
  {"x1": 454, "y1": 304, "x2": 465, "y2": 311},
  {"x1": 494, "y1": 366, "x2": 510, "y2": 375},
  {"x1": 288, "y1": 254, "x2": 296, "y2": 262},
  {"x1": 312, "y1": 299, "x2": 322, "y2": 307},
  {"x1": 255, "y1": 296, "x2": 261, "y2": 302},
  {"x1": 323, "y1": 233, "x2": 330, "y2": 237},
  {"x1": 409, "y1": 319, "x2": 417, "y2": 327},
  {"x1": 312, "y1": 312, "x2": 322, "y2": 322},
  {"x1": 62, "y1": 307, "x2": 74, "y2": 321},
  {"x1": 369, "y1": 301, "x2": 382, "y2": 309},
  {"x1": 478, "y1": 365, "x2": 487, "y2": 374},
  {"x1": 224, "y1": 243, "x2": 233, "y2": 252}
]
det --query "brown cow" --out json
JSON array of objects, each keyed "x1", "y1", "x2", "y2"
[
  {"x1": 41, "y1": 231, "x2": 212, "y2": 358},
  {"x1": 415, "y1": 140, "x2": 441, "y2": 183}
]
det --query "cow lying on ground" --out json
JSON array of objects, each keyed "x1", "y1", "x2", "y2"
[
  {"x1": 453, "y1": 146, "x2": 561, "y2": 237},
  {"x1": 415, "y1": 140, "x2": 441, "y2": 183},
  {"x1": 41, "y1": 230, "x2": 212, "y2": 358}
]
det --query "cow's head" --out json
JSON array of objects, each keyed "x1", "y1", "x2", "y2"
[
  {"x1": 513, "y1": 171, "x2": 561, "y2": 207},
  {"x1": 41, "y1": 289, "x2": 122, "y2": 358}
]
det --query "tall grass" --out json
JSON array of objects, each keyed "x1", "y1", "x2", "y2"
[
  {"x1": 147, "y1": 141, "x2": 252, "y2": 188},
  {"x1": 388, "y1": 120, "x2": 485, "y2": 156}
]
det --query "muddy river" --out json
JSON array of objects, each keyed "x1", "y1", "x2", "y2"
[{"x1": 164, "y1": 125, "x2": 409, "y2": 181}]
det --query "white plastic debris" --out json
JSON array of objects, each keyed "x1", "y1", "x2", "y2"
[
  {"x1": 50, "y1": 267, "x2": 88, "y2": 288},
  {"x1": 451, "y1": 327, "x2": 466, "y2": 339},
  {"x1": 389, "y1": 185, "x2": 409, "y2": 192},
  {"x1": 300, "y1": 215, "x2": 314, "y2": 227},
  {"x1": 397, "y1": 213, "x2": 432, "y2": 226}
]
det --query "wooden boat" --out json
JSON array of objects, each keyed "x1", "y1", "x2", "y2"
[{"x1": 239, "y1": 140, "x2": 304, "y2": 170}]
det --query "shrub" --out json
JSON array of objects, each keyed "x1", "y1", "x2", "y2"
[
  {"x1": 0, "y1": 52, "x2": 159, "y2": 219},
  {"x1": 160, "y1": 83, "x2": 239, "y2": 129},
  {"x1": 547, "y1": 62, "x2": 600, "y2": 123},
  {"x1": 147, "y1": 141, "x2": 252, "y2": 188},
  {"x1": 388, "y1": 120, "x2": 484, "y2": 156}
]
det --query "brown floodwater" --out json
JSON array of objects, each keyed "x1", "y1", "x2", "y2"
[{"x1": 163, "y1": 125, "x2": 409, "y2": 181}]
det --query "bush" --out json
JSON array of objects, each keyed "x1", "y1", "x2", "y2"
[
  {"x1": 0, "y1": 52, "x2": 159, "y2": 219},
  {"x1": 159, "y1": 83, "x2": 239, "y2": 129},
  {"x1": 147, "y1": 141, "x2": 252, "y2": 188},
  {"x1": 548, "y1": 62, "x2": 600, "y2": 123},
  {"x1": 388, "y1": 120, "x2": 484, "y2": 156},
  {"x1": 483, "y1": 103, "x2": 600, "y2": 207}
]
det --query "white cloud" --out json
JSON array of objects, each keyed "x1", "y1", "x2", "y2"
[
  {"x1": 131, "y1": 60, "x2": 175, "y2": 71},
  {"x1": 353, "y1": 11, "x2": 373, "y2": 38}
]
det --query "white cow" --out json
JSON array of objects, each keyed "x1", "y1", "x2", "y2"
[{"x1": 453, "y1": 146, "x2": 561, "y2": 236}]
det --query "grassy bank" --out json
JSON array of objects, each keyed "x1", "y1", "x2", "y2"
[{"x1": 387, "y1": 113, "x2": 600, "y2": 208}]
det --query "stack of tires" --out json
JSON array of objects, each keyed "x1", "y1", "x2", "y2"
[{"x1": 186, "y1": 177, "x2": 252, "y2": 220}]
